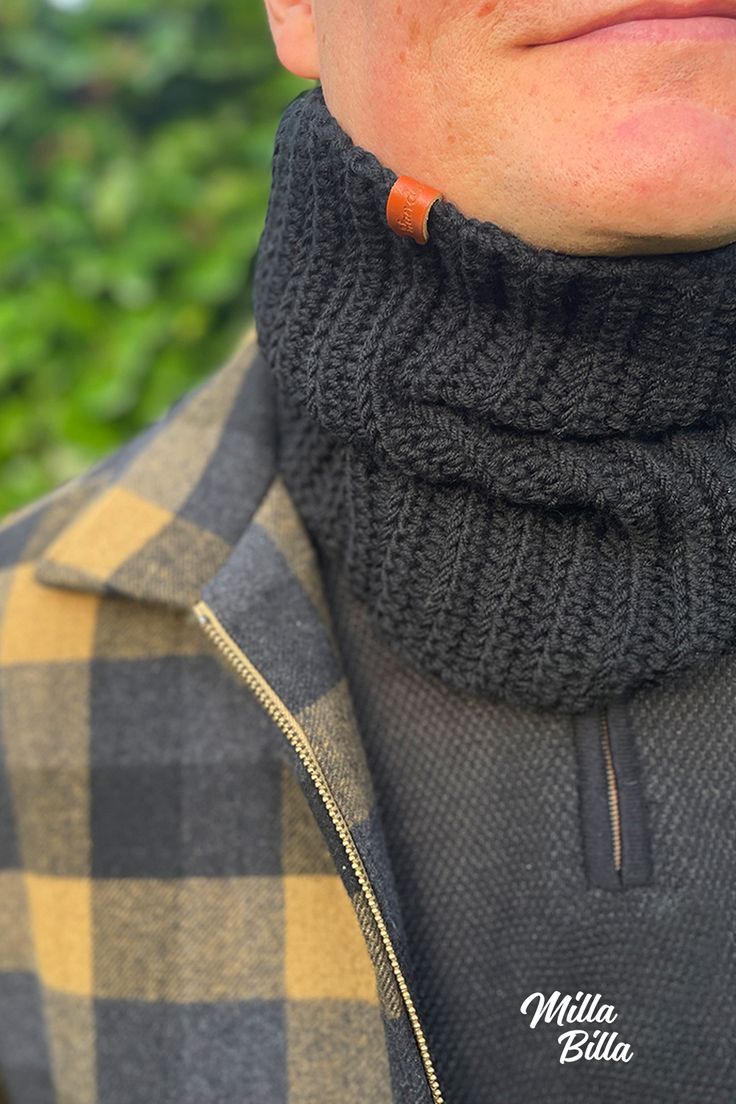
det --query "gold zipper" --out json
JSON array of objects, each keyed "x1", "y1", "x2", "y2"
[
  {"x1": 193, "y1": 599, "x2": 444, "y2": 1104},
  {"x1": 599, "y1": 708, "x2": 622, "y2": 874}
]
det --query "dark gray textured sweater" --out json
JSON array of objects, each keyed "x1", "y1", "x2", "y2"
[
  {"x1": 252, "y1": 84, "x2": 736, "y2": 1102},
  {"x1": 318, "y1": 544, "x2": 736, "y2": 1104}
]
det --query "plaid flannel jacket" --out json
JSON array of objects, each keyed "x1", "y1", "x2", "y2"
[{"x1": 0, "y1": 327, "x2": 441, "y2": 1104}]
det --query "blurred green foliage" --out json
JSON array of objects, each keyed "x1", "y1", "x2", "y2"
[{"x1": 0, "y1": 0, "x2": 310, "y2": 514}]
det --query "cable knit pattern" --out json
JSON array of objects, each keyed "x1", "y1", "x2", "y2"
[{"x1": 253, "y1": 84, "x2": 736, "y2": 713}]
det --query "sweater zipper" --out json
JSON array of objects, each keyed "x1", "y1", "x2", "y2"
[
  {"x1": 574, "y1": 699, "x2": 653, "y2": 891},
  {"x1": 599, "y1": 708, "x2": 623, "y2": 875},
  {"x1": 193, "y1": 599, "x2": 444, "y2": 1104}
]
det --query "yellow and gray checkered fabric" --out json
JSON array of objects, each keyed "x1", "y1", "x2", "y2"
[{"x1": 0, "y1": 330, "x2": 436, "y2": 1104}]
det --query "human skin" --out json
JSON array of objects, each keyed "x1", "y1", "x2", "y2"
[{"x1": 262, "y1": 1, "x2": 736, "y2": 255}]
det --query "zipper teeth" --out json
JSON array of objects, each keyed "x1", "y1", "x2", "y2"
[
  {"x1": 599, "y1": 709, "x2": 622, "y2": 873},
  {"x1": 193, "y1": 600, "x2": 444, "y2": 1104}
]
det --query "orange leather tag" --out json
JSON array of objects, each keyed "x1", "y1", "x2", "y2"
[{"x1": 386, "y1": 175, "x2": 443, "y2": 245}]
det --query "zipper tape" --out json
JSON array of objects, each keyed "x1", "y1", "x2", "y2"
[{"x1": 193, "y1": 599, "x2": 445, "y2": 1104}]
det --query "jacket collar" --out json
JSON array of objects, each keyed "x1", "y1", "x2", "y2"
[
  {"x1": 34, "y1": 326, "x2": 269, "y2": 606},
  {"x1": 33, "y1": 329, "x2": 372, "y2": 815}
]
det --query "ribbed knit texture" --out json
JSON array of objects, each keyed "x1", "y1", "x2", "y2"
[{"x1": 253, "y1": 84, "x2": 736, "y2": 714}]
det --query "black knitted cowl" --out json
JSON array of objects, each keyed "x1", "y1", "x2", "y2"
[{"x1": 252, "y1": 84, "x2": 736, "y2": 715}]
